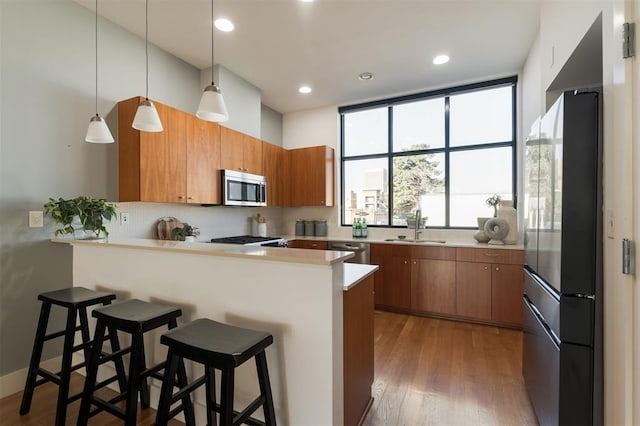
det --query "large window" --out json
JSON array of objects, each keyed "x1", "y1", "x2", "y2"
[{"x1": 340, "y1": 77, "x2": 516, "y2": 228}]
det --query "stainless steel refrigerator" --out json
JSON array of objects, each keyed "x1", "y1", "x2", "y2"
[{"x1": 523, "y1": 90, "x2": 603, "y2": 425}]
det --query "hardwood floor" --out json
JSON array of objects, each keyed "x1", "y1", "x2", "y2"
[
  {"x1": 1, "y1": 311, "x2": 537, "y2": 425},
  {"x1": 0, "y1": 373, "x2": 183, "y2": 425},
  {"x1": 364, "y1": 310, "x2": 538, "y2": 426}
]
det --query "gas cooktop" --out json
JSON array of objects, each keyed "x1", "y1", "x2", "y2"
[{"x1": 209, "y1": 235, "x2": 286, "y2": 246}]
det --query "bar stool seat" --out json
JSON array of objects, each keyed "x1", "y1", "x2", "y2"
[
  {"x1": 77, "y1": 299, "x2": 194, "y2": 426},
  {"x1": 20, "y1": 287, "x2": 125, "y2": 426},
  {"x1": 156, "y1": 318, "x2": 276, "y2": 426}
]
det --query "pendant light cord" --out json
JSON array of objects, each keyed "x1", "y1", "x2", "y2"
[
  {"x1": 145, "y1": 0, "x2": 149, "y2": 100},
  {"x1": 95, "y1": 0, "x2": 98, "y2": 115},
  {"x1": 210, "y1": 0, "x2": 214, "y2": 85}
]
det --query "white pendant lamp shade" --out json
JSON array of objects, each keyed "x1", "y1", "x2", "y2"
[
  {"x1": 85, "y1": 114, "x2": 115, "y2": 143},
  {"x1": 132, "y1": 99, "x2": 163, "y2": 132},
  {"x1": 196, "y1": 84, "x2": 228, "y2": 122}
]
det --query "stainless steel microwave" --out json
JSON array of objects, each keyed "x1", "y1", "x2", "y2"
[{"x1": 222, "y1": 169, "x2": 267, "y2": 207}]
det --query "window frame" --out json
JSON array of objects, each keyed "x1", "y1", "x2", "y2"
[{"x1": 339, "y1": 76, "x2": 518, "y2": 229}]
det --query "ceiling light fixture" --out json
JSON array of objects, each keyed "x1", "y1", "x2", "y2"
[
  {"x1": 85, "y1": 0, "x2": 114, "y2": 143},
  {"x1": 197, "y1": 0, "x2": 229, "y2": 122},
  {"x1": 298, "y1": 85, "x2": 312, "y2": 94},
  {"x1": 132, "y1": 0, "x2": 163, "y2": 132},
  {"x1": 433, "y1": 54, "x2": 450, "y2": 65},
  {"x1": 358, "y1": 72, "x2": 374, "y2": 81},
  {"x1": 214, "y1": 18, "x2": 234, "y2": 32}
]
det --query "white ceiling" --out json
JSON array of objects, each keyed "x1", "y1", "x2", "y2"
[{"x1": 73, "y1": 0, "x2": 540, "y2": 114}]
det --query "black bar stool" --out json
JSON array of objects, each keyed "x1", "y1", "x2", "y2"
[
  {"x1": 20, "y1": 286, "x2": 126, "y2": 426},
  {"x1": 77, "y1": 299, "x2": 195, "y2": 426},
  {"x1": 155, "y1": 318, "x2": 276, "y2": 426}
]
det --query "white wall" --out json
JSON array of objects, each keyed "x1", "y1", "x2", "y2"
[{"x1": 261, "y1": 104, "x2": 283, "y2": 146}]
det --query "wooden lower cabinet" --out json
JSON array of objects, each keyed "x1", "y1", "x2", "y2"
[
  {"x1": 287, "y1": 240, "x2": 328, "y2": 250},
  {"x1": 491, "y1": 263, "x2": 524, "y2": 326},
  {"x1": 343, "y1": 275, "x2": 374, "y2": 426},
  {"x1": 412, "y1": 259, "x2": 457, "y2": 316},
  {"x1": 370, "y1": 243, "x2": 524, "y2": 328},
  {"x1": 456, "y1": 261, "x2": 492, "y2": 320}
]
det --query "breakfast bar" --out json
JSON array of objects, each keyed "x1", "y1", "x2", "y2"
[{"x1": 58, "y1": 238, "x2": 377, "y2": 425}]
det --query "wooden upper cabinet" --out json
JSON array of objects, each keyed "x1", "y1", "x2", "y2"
[
  {"x1": 219, "y1": 127, "x2": 263, "y2": 175},
  {"x1": 119, "y1": 96, "x2": 187, "y2": 203},
  {"x1": 185, "y1": 115, "x2": 221, "y2": 204},
  {"x1": 243, "y1": 135, "x2": 263, "y2": 175},
  {"x1": 262, "y1": 142, "x2": 286, "y2": 207},
  {"x1": 287, "y1": 146, "x2": 335, "y2": 207},
  {"x1": 118, "y1": 96, "x2": 221, "y2": 204}
]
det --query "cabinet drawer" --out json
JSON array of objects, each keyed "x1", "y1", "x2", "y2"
[
  {"x1": 456, "y1": 247, "x2": 524, "y2": 265},
  {"x1": 289, "y1": 240, "x2": 328, "y2": 250},
  {"x1": 411, "y1": 246, "x2": 456, "y2": 261}
]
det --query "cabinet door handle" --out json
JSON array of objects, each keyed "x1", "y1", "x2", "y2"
[
  {"x1": 311, "y1": 244, "x2": 317, "y2": 247},
  {"x1": 495, "y1": 267, "x2": 500, "y2": 271},
  {"x1": 404, "y1": 260, "x2": 408, "y2": 265},
  {"x1": 177, "y1": 196, "x2": 184, "y2": 200},
  {"x1": 412, "y1": 261, "x2": 417, "y2": 265},
  {"x1": 483, "y1": 266, "x2": 489, "y2": 270},
  {"x1": 187, "y1": 197, "x2": 194, "y2": 200},
  {"x1": 484, "y1": 253, "x2": 499, "y2": 257}
]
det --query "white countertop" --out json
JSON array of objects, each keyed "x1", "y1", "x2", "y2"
[
  {"x1": 342, "y1": 263, "x2": 378, "y2": 291},
  {"x1": 285, "y1": 235, "x2": 525, "y2": 250},
  {"x1": 54, "y1": 237, "x2": 355, "y2": 265}
]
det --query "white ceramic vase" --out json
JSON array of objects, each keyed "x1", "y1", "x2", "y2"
[{"x1": 497, "y1": 200, "x2": 517, "y2": 244}]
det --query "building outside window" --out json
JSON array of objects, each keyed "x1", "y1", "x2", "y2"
[{"x1": 339, "y1": 77, "x2": 517, "y2": 228}]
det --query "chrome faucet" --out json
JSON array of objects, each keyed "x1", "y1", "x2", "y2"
[{"x1": 414, "y1": 209, "x2": 422, "y2": 241}]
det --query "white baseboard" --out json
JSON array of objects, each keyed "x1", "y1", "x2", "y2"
[{"x1": 0, "y1": 357, "x2": 62, "y2": 399}]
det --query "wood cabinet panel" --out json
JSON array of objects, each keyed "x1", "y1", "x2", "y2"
[
  {"x1": 186, "y1": 115, "x2": 220, "y2": 204},
  {"x1": 491, "y1": 264, "x2": 524, "y2": 326},
  {"x1": 456, "y1": 247, "x2": 524, "y2": 265},
  {"x1": 287, "y1": 146, "x2": 334, "y2": 207},
  {"x1": 219, "y1": 126, "x2": 244, "y2": 172},
  {"x1": 119, "y1": 97, "x2": 225, "y2": 204},
  {"x1": 411, "y1": 245, "x2": 456, "y2": 261},
  {"x1": 343, "y1": 275, "x2": 374, "y2": 426},
  {"x1": 456, "y1": 261, "x2": 492, "y2": 320},
  {"x1": 243, "y1": 135, "x2": 263, "y2": 175},
  {"x1": 288, "y1": 240, "x2": 328, "y2": 250},
  {"x1": 262, "y1": 142, "x2": 285, "y2": 206},
  {"x1": 412, "y1": 259, "x2": 456, "y2": 315}
]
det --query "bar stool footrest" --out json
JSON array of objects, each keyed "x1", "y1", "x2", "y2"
[{"x1": 169, "y1": 375, "x2": 207, "y2": 405}]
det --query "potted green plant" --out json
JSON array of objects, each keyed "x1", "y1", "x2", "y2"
[
  {"x1": 172, "y1": 223, "x2": 200, "y2": 242},
  {"x1": 44, "y1": 196, "x2": 116, "y2": 240}
]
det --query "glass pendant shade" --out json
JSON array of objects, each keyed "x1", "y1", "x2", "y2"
[
  {"x1": 132, "y1": 100, "x2": 163, "y2": 132},
  {"x1": 85, "y1": 114, "x2": 115, "y2": 143},
  {"x1": 196, "y1": 84, "x2": 228, "y2": 122}
]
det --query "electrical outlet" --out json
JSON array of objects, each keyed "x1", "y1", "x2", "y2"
[
  {"x1": 29, "y1": 211, "x2": 44, "y2": 228},
  {"x1": 120, "y1": 212, "x2": 130, "y2": 225}
]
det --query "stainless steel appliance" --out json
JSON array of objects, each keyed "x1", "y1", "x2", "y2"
[
  {"x1": 222, "y1": 170, "x2": 267, "y2": 207},
  {"x1": 523, "y1": 90, "x2": 602, "y2": 425},
  {"x1": 210, "y1": 235, "x2": 287, "y2": 247},
  {"x1": 328, "y1": 241, "x2": 370, "y2": 264}
]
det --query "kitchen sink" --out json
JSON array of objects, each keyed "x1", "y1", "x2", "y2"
[{"x1": 384, "y1": 238, "x2": 446, "y2": 244}]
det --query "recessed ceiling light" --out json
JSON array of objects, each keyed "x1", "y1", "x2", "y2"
[
  {"x1": 300, "y1": 0, "x2": 314, "y2": 2},
  {"x1": 214, "y1": 18, "x2": 234, "y2": 32},
  {"x1": 358, "y1": 72, "x2": 374, "y2": 81},
  {"x1": 298, "y1": 85, "x2": 312, "y2": 94},
  {"x1": 433, "y1": 55, "x2": 450, "y2": 65}
]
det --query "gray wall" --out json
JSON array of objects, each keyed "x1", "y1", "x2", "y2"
[
  {"x1": 0, "y1": 0, "x2": 199, "y2": 376},
  {"x1": 261, "y1": 104, "x2": 283, "y2": 146}
]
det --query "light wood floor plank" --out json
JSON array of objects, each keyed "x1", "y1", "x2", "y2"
[{"x1": 1, "y1": 310, "x2": 537, "y2": 425}]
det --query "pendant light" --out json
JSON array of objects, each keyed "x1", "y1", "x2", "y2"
[
  {"x1": 196, "y1": 0, "x2": 228, "y2": 122},
  {"x1": 85, "y1": 0, "x2": 114, "y2": 143},
  {"x1": 132, "y1": 0, "x2": 163, "y2": 132}
]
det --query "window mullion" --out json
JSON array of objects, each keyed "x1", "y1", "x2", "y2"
[
  {"x1": 444, "y1": 96, "x2": 450, "y2": 228},
  {"x1": 387, "y1": 105, "x2": 394, "y2": 227}
]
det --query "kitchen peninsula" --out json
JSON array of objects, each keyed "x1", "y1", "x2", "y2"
[{"x1": 56, "y1": 238, "x2": 377, "y2": 425}]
